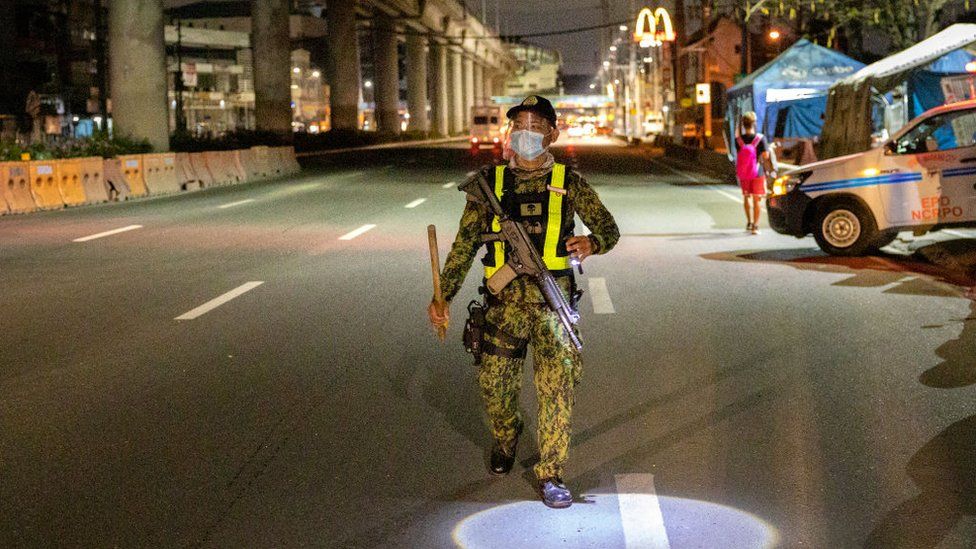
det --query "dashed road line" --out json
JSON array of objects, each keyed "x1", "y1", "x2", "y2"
[
  {"x1": 338, "y1": 224, "x2": 377, "y2": 240},
  {"x1": 218, "y1": 199, "x2": 256, "y2": 209},
  {"x1": 405, "y1": 198, "x2": 427, "y2": 208},
  {"x1": 614, "y1": 474, "x2": 671, "y2": 549},
  {"x1": 72, "y1": 225, "x2": 143, "y2": 242},
  {"x1": 175, "y1": 281, "x2": 264, "y2": 321},
  {"x1": 588, "y1": 277, "x2": 616, "y2": 314},
  {"x1": 650, "y1": 157, "x2": 701, "y2": 184},
  {"x1": 442, "y1": 182, "x2": 456, "y2": 189}
]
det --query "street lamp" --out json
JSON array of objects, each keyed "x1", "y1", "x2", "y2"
[{"x1": 768, "y1": 29, "x2": 781, "y2": 40}]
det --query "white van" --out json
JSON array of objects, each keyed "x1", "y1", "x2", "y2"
[
  {"x1": 768, "y1": 99, "x2": 976, "y2": 255},
  {"x1": 469, "y1": 104, "x2": 506, "y2": 152}
]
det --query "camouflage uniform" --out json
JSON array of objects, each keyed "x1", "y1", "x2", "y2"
[{"x1": 440, "y1": 164, "x2": 619, "y2": 480}]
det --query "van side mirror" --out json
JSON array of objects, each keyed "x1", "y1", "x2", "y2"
[{"x1": 884, "y1": 141, "x2": 897, "y2": 155}]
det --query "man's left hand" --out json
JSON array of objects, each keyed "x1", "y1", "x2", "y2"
[{"x1": 565, "y1": 236, "x2": 594, "y2": 263}]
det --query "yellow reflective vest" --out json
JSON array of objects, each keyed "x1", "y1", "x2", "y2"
[{"x1": 483, "y1": 163, "x2": 573, "y2": 279}]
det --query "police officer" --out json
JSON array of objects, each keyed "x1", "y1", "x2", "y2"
[{"x1": 428, "y1": 95, "x2": 619, "y2": 508}]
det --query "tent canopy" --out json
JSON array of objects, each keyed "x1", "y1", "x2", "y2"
[
  {"x1": 820, "y1": 24, "x2": 976, "y2": 158},
  {"x1": 726, "y1": 39, "x2": 863, "y2": 149}
]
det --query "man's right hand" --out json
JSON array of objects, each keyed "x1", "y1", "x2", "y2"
[{"x1": 428, "y1": 299, "x2": 450, "y2": 329}]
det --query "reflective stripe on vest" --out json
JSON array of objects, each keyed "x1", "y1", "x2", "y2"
[{"x1": 484, "y1": 163, "x2": 570, "y2": 279}]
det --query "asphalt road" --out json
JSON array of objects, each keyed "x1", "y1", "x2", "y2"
[{"x1": 2, "y1": 139, "x2": 976, "y2": 548}]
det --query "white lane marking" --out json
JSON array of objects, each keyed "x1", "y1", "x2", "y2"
[
  {"x1": 707, "y1": 184, "x2": 767, "y2": 212},
  {"x1": 338, "y1": 224, "x2": 377, "y2": 240},
  {"x1": 72, "y1": 225, "x2": 143, "y2": 242},
  {"x1": 218, "y1": 198, "x2": 256, "y2": 209},
  {"x1": 175, "y1": 281, "x2": 264, "y2": 321},
  {"x1": 405, "y1": 198, "x2": 427, "y2": 209},
  {"x1": 707, "y1": 185, "x2": 744, "y2": 204},
  {"x1": 588, "y1": 277, "x2": 616, "y2": 314},
  {"x1": 443, "y1": 182, "x2": 456, "y2": 189},
  {"x1": 614, "y1": 474, "x2": 671, "y2": 549}
]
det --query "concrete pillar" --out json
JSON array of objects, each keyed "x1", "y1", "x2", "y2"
[
  {"x1": 252, "y1": 0, "x2": 292, "y2": 136},
  {"x1": 463, "y1": 55, "x2": 475, "y2": 130},
  {"x1": 405, "y1": 33, "x2": 429, "y2": 133},
  {"x1": 492, "y1": 72, "x2": 506, "y2": 96},
  {"x1": 430, "y1": 41, "x2": 450, "y2": 137},
  {"x1": 327, "y1": 0, "x2": 361, "y2": 130},
  {"x1": 484, "y1": 73, "x2": 494, "y2": 104},
  {"x1": 449, "y1": 48, "x2": 464, "y2": 135},
  {"x1": 473, "y1": 63, "x2": 484, "y2": 106},
  {"x1": 373, "y1": 13, "x2": 400, "y2": 134},
  {"x1": 108, "y1": 0, "x2": 169, "y2": 151}
]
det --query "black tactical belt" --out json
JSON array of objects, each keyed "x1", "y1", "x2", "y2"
[{"x1": 481, "y1": 340, "x2": 528, "y2": 360}]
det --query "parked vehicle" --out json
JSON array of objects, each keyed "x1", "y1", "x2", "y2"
[
  {"x1": 768, "y1": 99, "x2": 976, "y2": 255},
  {"x1": 469, "y1": 104, "x2": 506, "y2": 152}
]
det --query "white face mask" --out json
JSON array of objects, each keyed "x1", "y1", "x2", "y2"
[{"x1": 509, "y1": 129, "x2": 547, "y2": 160}]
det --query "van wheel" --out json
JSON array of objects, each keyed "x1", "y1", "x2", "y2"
[{"x1": 813, "y1": 199, "x2": 878, "y2": 256}]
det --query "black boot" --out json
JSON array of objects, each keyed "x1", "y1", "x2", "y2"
[
  {"x1": 488, "y1": 423, "x2": 522, "y2": 476},
  {"x1": 538, "y1": 477, "x2": 573, "y2": 508}
]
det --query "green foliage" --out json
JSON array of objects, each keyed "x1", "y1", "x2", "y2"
[{"x1": 0, "y1": 134, "x2": 153, "y2": 161}]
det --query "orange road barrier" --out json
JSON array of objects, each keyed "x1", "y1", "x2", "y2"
[
  {"x1": 116, "y1": 155, "x2": 149, "y2": 197},
  {"x1": 103, "y1": 158, "x2": 133, "y2": 201},
  {"x1": 175, "y1": 153, "x2": 204, "y2": 190},
  {"x1": 229, "y1": 150, "x2": 248, "y2": 183},
  {"x1": 73, "y1": 156, "x2": 109, "y2": 204},
  {"x1": 0, "y1": 162, "x2": 35, "y2": 214},
  {"x1": 189, "y1": 152, "x2": 216, "y2": 187},
  {"x1": 237, "y1": 148, "x2": 264, "y2": 181},
  {"x1": 142, "y1": 153, "x2": 180, "y2": 195},
  {"x1": 203, "y1": 151, "x2": 240, "y2": 186},
  {"x1": 57, "y1": 158, "x2": 91, "y2": 206},
  {"x1": 29, "y1": 160, "x2": 64, "y2": 210},
  {"x1": 276, "y1": 146, "x2": 301, "y2": 175},
  {"x1": 251, "y1": 146, "x2": 281, "y2": 178}
]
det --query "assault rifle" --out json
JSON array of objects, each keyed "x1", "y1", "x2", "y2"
[{"x1": 459, "y1": 169, "x2": 583, "y2": 351}]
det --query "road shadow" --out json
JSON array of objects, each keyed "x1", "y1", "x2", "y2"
[
  {"x1": 919, "y1": 299, "x2": 976, "y2": 388},
  {"x1": 864, "y1": 413, "x2": 976, "y2": 548},
  {"x1": 701, "y1": 247, "x2": 974, "y2": 298}
]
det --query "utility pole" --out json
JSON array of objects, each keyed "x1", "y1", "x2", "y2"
[
  {"x1": 93, "y1": 0, "x2": 108, "y2": 133},
  {"x1": 174, "y1": 17, "x2": 187, "y2": 134}
]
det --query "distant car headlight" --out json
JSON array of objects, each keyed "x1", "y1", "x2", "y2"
[{"x1": 770, "y1": 172, "x2": 810, "y2": 196}]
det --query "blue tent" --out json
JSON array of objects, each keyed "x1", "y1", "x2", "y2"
[{"x1": 726, "y1": 39, "x2": 864, "y2": 150}]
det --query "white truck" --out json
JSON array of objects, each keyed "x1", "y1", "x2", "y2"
[
  {"x1": 469, "y1": 104, "x2": 506, "y2": 153},
  {"x1": 768, "y1": 99, "x2": 976, "y2": 255}
]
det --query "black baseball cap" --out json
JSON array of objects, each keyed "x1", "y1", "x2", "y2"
[{"x1": 506, "y1": 95, "x2": 558, "y2": 128}]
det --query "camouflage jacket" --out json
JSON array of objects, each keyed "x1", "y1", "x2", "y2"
[{"x1": 439, "y1": 164, "x2": 619, "y2": 304}]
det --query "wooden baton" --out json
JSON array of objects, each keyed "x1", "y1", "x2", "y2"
[{"x1": 427, "y1": 224, "x2": 447, "y2": 341}]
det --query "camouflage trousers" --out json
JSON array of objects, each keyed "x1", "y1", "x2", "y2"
[{"x1": 478, "y1": 299, "x2": 582, "y2": 480}]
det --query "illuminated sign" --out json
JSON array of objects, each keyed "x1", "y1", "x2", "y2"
[
  {"x1": 695, "y1": 83, "x2": 711, "y2": 104},
  {"x1": 634, "y1": 7, "x2": 675, "y2": 44}
]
